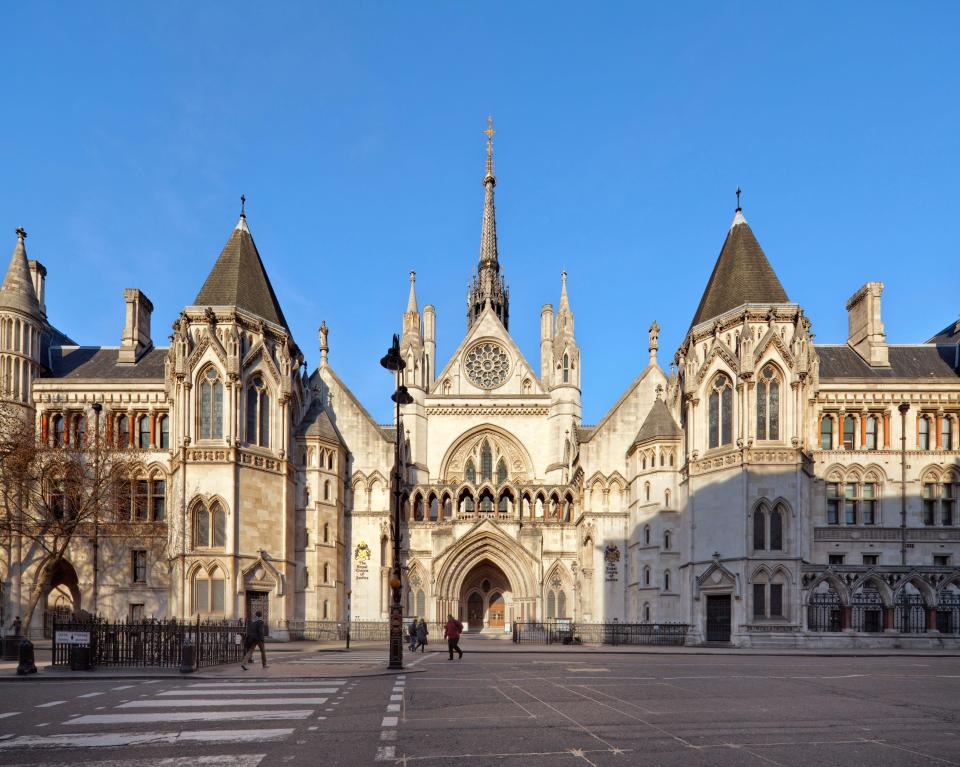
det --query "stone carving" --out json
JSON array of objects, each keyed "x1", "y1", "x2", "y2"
[{"x1": 464, "y1": 341, "x2": 511, "y2": 389}]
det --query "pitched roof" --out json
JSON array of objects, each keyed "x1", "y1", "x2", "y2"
[
  {"x1": 193, "y1": 216, "x2": 289, "y2": 329},
  {"x1": 43, "y1": 346, "x2": 167, "y2": 381},
  {"x1": 816, "y1": 345, "x2": 960, "y2": 381},
  {"x1": 297, "y1": 399, "x2": 345, "y2": 444},
  {"x1": 0, "y1": 231, "x2": 41, "y2": 317},
  {"x1": 690, "y1": 210, "x2": 789, "y2": 328},
  {"x1": 927, "y1": 319, "x2": 960, "y2": 345},
  {"x1": 632, "y1": 397, "x2": 682, "y2": 447}
]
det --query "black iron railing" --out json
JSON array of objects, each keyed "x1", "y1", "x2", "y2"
[
  {"x1": 512, "y1": 621, "x2": 688, "y2": 646},
  {"x1": 51, "y1": 617, "x2": 246, "y2": 669},
  {"x1": 807, "y1": 592, "x2": 842, "y2": 632},
  {"x1": 286, "y1": 619, "x2": 446, "y2": 643}
]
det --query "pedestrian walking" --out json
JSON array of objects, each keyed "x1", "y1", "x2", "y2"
[
  {"x1": 415, "y1": 618, "x2": 429, "y2": 653},
  {"x1": 11, "y1": 616, "x2": 22, "y2": 637},
  {"x1": 408, "y1": 618, "x2": 418, "y2": 651},
  {"x1": 241, "y1": 610, "x2": 268, "y2": 670},
  {"x1": 444, "y1": 613, "x2": 464, "y2": 660}
]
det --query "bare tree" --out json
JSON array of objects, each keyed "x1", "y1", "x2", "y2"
[{"x1": 0, "y1": 403, "x2": 142, "y2": 629}]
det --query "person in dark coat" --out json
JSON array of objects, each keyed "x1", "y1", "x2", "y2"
[
  {"x1": 408, "y1": 618, "x2": 418, "y2": 651},
  {"x1": 444, "y1": 614, "x2": 464, "y2": 660},
  {"x1": 415, "y1": 618, "x2": 428, "y2": 652},
  {"x1": 241, "y1": 611, "x2": 268, "y2": 670}
]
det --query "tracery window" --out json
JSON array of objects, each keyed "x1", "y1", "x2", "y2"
[
  {"x1": 708, "y1": 374, "x2": 733, "y2": 449},
  {"x1": 245, "y1": 375, "x2": 271, "y2": 447},
  {"x1": 481, "y1": 441, "x2": 493, "y2": 483},
  {"x1": 562, "y1": 353, "x2": 570, "y2": 384},
  {"x1": 754, "y1": 503, "x2": 786, "y2": 548},
  {"x1": 193, "y1": 500, "x2": 226, "y2": 548},
  {"x1": 496, "y1": 459, "x2": 507, "y2": 485},
  {"x1": 924, "y1": 472, "x2": 958, "y2": 526},
  {"x1": 192, "y1": 566, "x2": 225, "y2": 615},
  {"x1": 198, "y1": 368, "x2": 223, "y2": 440},
  {"x1": 756, "y1": 365, "x2": 780, "y2": 440},
  {"x1": 827, "y1": 475, "x2": 879, "y2": 526},
  {"x1": 465, "y1": 460, "x2": 476, "y2": 484}
]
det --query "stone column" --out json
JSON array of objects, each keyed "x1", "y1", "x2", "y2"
[
  {"x1": 149, "y1": 411, "x2": 157, "y2": 449},
  {"x1": 883, "y1": 606, "x2": 894, "y2": 631},
  {"x1": 883, "y1": 411, "x2": 891, "y2": 449},
  {"x1": 841, "y1": 605, "x2": 852, "y2": 631}
]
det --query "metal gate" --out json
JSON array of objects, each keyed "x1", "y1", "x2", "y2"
[
  {"x1": 245, "y1": 591, "x2": 270, "y2": 637},
  {"x1": 705, "y1": 595, "x2": 731, "y2": 642},
  {"x1": 895, "y1": 593, "x2": 927, "y2": 634}
]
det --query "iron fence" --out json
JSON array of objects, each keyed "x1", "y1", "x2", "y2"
[
  {"x1": 286, "y1": 619, "x2": 446, "y2": 643},
  {"x1": 807, "y1": 592, "x2": 842, "y2": 632},
  {"x1": 938, "y1": 593, "x2": 960, "y2": 634},
  {"x1": 512, "y1": 621, "x2": 688, "y2": 646},
  {"x1": 895, "y1": 594, "x2": 928, "y2": 634},
  {"x1": 850, "y1": 591, "x2": 883, "y2": 633},
  {"x1": 52, "y1": 617, "x2": 246, "y2": 669}
]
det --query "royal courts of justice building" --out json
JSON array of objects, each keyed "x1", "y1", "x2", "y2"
[{"x1": 1, "y1": 125, "x2": 958, "y2": 647}]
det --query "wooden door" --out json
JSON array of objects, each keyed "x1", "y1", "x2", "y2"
[
  {"x1": 488, "y1": 592, "x2": 505, "y2": 628},
  {"x1": 705, "y1": 595, "x2": 731, "y2": 642},
  {"x1": 467, "y1": 592, "x2": 484, "y2": 630}
]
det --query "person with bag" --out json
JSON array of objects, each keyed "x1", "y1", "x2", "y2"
[
  {"x1": 415, "y1": 618, "x2": 429, "y2": 653},
  {"x1": 444, "y1": 614, "x2": 464, "y2": 660},
  {"x1": 408, "y1": 618, "x2": 418, "y2": 651},
  {"x1": 241, "y1": 610, "x2": 268, "y2": 670}
]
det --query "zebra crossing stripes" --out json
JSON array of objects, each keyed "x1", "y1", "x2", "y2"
[
  {"x1": 289, "y1": 650, "x2": 386, "y2": 665},
  {"x1": 1, "y1": 678, "x2": 345, "y2": 755}
]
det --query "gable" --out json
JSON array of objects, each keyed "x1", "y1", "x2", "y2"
[{"x1": 432, "y1": 306, "x2": 545, "y2": 397}]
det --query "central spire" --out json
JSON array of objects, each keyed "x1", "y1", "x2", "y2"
[{"x1": 468, "y1": 115, "x2": 509, "y2": 331}]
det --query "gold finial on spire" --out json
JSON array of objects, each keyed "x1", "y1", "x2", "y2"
[{"x1": 484, "y1": 115, "x2": 495, "y2": 181}]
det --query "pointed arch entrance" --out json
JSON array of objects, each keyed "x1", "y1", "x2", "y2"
[
  {"x1": 460, "y1": 560, "x2": 511, "y2": 631},
  {"x1": 42, "y1": 558, "x2": 81, "y2": 638}
]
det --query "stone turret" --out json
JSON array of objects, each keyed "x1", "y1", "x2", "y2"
[{"x1": 0, "y1": 228, "x2": 42, "y2": 409}]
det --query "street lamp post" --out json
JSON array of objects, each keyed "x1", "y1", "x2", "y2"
[{"x1": 380, "y1": 334, "x2": 413, "y2": 670}]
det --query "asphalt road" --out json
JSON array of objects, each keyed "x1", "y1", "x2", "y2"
[{"x1": 2, "y1": 652, "x2": 960, "y2": 766}]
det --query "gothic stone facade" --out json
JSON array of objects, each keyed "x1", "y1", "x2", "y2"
[{"x1": 1, "y1": 142, "x2": 959, "y2": 648}]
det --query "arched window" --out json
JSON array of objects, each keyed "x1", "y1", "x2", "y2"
[
  {"x1": 644, "y1": 482, "x2": 650, "y2": 502},
  {"x1": 924, "y1": 473, "x2": 958, "y2": 526},
  {"x1": 642, "y1": 455, "x2": 647, "y2": 470},
  {"x1": 481, "y1": 441, "x2": 492, "y2": 483},
  {"x1": 430, "y1": 496, "x2": 439, "y2": 521},
  {"x1": 644, "y1": 525, "x2": 651, "y2": 545},
  {"x1": 52, "y1": 414, "x2": 64, "y2": 447},
  {"x1": 323, "y1": 563, "x2": 329, "y2": 583},
  {"x1": 756, "y1": 365, "x2": 780, "y2": 440},
  {"x1": 546, "y1": 591, "x2": 556, "y2": 619},
  {"x1": 843, "y1": 415, "x2": 856, "y2": 450},
  {"x1": 820, "y1": 415, "x2": 834, "y2": 449},
  {"x1": 116, "y1": 414, "x2": 130, "y2": 448},
  {"x1": 413, "y1": 496, "x2": 424, "y2": 521},
  {"x1": 557, "y1": 591, "x2": 567, "y2": 618},
  {"x1": 770, "y1": 506, "x2": 783, "y2": 550},
  {"x1": 327, "y1": 452, "x2": 334, "y2": 470},
  {"x1": 643, "y1": 603, "x2": 651, "y2": 622},
  {"x1": 323, "y1": 480, "x2": 331, "y2": 501},
  {"x1": 194, "y1": 504, "x2": 210, "y2": 548},
  {"x1": 323, "y1": 523, "x2": 330, "y2": 543},
  {"x1": 192, "y1": 568, "x2": 224, "y2": 615},
  {"x1": 158, "y1": 415, "x2": 169, "y2": 449},
  {"x1": 138, "y1": 416, "x2": 150, "y2": 448},
  {"x1": 943, "y1": 418, "x2": 954, "y2": 451},
  {"x1": 74, "y1": 415, "x2": 85, "y2": 447},
  {"x1": 664, "y1": 531, "x2": 671, "y2": 550},
  {"x1": 323, "y1": 600, "x2": 329, "y2": 619},
  {"x1": 708, "y1": 374, "x2": 733, "y2": 448},
  {"x1": 919, "y1": 416, "x2": 930, "y2": 450},
  {"x1": 245, "y1": 376, "x2": 270, "y2": 447},
  {"x1": 664, "y1": 489, "x2": 671, "y2": 508},
  {"x1": 151, "y1": 475, "x2": 165, "y2": 521},
  {"x1": 480, "y1": 490, "x2": 494, "y2": 514},
  {"x1": 211, "y1": 502, "x2": 226, "y2": 547},
  {"x1": 562, "y1": 353, "x2": 570, "y2": 384},
  {"x1": 498, "y1": 493, "x2": 509, "y2": 514},
  {"x1": 664, "y1": 570, "x2": 671, "y2": 591},
  {"x1": 193, "y1": 501, "x2": 226, "y2": 548},
  {"x1": 465, "y1": 460, "x2": 476, "y2": 484},
  {"x1": 198, "y1": 368, "x2": 223, "y2": 440},
  {"x1": 753, "y1": 508, "x2": 766, "y2": 550},
  {"x1": 496, "y1": 459, "x2": 507, "y2": 485},
  {"x1": 643, "y1": 566, "x2": 651, "y2": 585},
  {"x1": 416, "y1": 589, "x2": 425, "y2": 617},
  {"x1": 462, "y1": 492, "x2": 475, "y2": 514}
]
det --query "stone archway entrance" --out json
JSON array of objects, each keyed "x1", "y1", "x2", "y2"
[
  {"x1": 42, "y1": 559, "x2": 81, "y2": 638},
  {"x1": 459, "y1": 560, "x2": 512, "y2": 632}
]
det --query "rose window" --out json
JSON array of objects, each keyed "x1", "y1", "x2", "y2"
[{"x1": 464, "y1": 342, "x2": 510, "y2": 389}]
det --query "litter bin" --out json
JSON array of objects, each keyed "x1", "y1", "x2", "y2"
[
  {"x1": 17, "y1": 639, "x2": 37, "y2": 675},
  {"x1": 179, "y1": 639, "x2": 195, "y2": 674},
  {"x1": 69, "y1": 644, "x2": 93, "y2": 671}
]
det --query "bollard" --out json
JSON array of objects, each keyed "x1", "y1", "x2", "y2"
[
  {"x1": 16, "y1": 638, "x2": 37, "y2": 675},
  {"x1": 179, "y1": 638, "x2": 195, "y2": 674}
]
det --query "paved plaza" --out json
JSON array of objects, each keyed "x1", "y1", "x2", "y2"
[{"x1": 2, "y1": 647, "x2": 960, "y2": 766}]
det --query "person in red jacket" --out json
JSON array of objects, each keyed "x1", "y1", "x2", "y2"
[{"x1": 444, "y1": 613, "x2": 464, "y2": 660}]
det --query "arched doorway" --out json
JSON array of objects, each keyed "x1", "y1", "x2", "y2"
[
  {"x1": 42, "y1": 559, "x2": 81, "y2": 638},
  {"x1": 459, "y1": 560, "x2": 512, "y2": 632}
]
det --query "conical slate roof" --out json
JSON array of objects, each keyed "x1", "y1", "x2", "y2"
[
  {"x1": 632, "y1": 397, "x2": 681, "y2": 447},
  {"x1": 297, "y1": 399, "x2": 344, "y2": 444},
  {"x1": 0, "y1": 230, "x2": 41, "y2": 316},
  {"x1": 690, "y1": 210, "x2": 788, "y2": 328},
  {"x1": 193, "y1": 216, "x2": 288, "y2": 329}
]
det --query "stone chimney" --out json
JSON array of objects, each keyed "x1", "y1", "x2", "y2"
[
  {"x1": 27, "y1": 260, "x2": 47, "y2": 319},
  {"x1": 119, "y1": 288, "x2": 154, "y2": 364},
  {"x1": 846, "y1": 282, "x2": 889, "y2": 367}
]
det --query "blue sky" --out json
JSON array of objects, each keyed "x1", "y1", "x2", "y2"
[{"x1": 1, "y1": 3, "x2": 957, "y2": 423}]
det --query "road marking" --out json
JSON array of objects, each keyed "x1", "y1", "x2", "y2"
[
  {"x1": 112, "y1": 685, "x2": 135, "y2": 690},
  {"x1": 119, "y1": 697, "x2": 328, "y2": 708},
  {"x1": 190, "y1": 681, "x2": 346, "y2": 687},
  {"x1": 67, "y1": 710, "x2": 314, "y2": 725},
  {"x1": 391, "y1": 694, "x2": 403, "y2": 701},
  {"x1": 382, "y1": 716, "x2": 399, "y2": 727},
  {"x1": 0, "y1": 757, "x2": 263, "y2": 767},
  {"x1": 78, "y1": 692, "x2": 103, "y2": 698},
  {"x1": 35, "y1": 701, "x2": 66, "y2": 708},
  {"x1": 0, "y1": 712, "x2": 20, "y2": 719},
  {"x1": 0, "y1": 730, "x2": 293, "y2": 749},
  {"x1": 381, "y1": 730, "x2": 397, "y2": 741},
  {"x1": 158, "y1": 688, "x2": 339, "y2": 696},
  {"x1": 386, "y1": 703, "x2": 400, "y2": 712},
  {"x1": 375, "y1": 746, "x2": 396, "y2": 761}
]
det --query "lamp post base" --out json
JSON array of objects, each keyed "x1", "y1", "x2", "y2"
[{"x1": 388, "y1": 603, "x2": 404, "y2": 669}]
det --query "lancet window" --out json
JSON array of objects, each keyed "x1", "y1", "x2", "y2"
[{"x1": 708, "y1": 373, "x2": 733, "y2": 448}]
